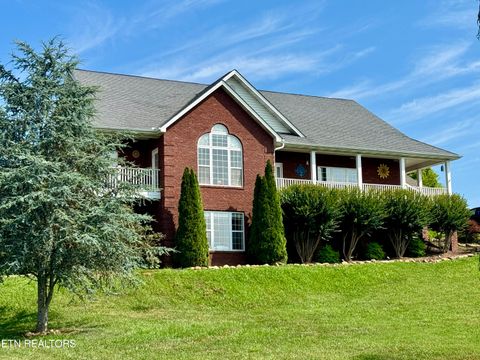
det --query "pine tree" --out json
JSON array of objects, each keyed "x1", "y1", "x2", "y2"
[
  {"x1": 248, "y1": 160, "x2": 287, "y2": 264},
  {"x1": 175, "y1": 168, "x2": 209, "y2": 267},
  {"x1": 0, "y1": 39, "x2": 168, "y2": 333}
]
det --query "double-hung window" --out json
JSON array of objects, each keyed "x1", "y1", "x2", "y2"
[
  {"x1": 204, "y1": 211, "x2": 245, "y2": 251},
  {"x1": 198, "y1": 124, "x2": 243, "y2": 187}
]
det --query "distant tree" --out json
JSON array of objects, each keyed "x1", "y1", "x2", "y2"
[
  {"x1": 248, "y1": 160, "x2": 287, "y2": 264},
  {"x1": 430, "y1": 194, "x2": 471, "y2": 252},
  {"x1": 409, "y1": 168, "x2": 442, "y2": 188},
  {"x1": 0, "y1": 39, "x2": 167, "y2": 333},
  {"x1": 175, "y1": 168, "x2": 209, "y2": 267}
]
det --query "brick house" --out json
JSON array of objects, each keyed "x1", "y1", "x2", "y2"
[{"x1": 75, "y1": 69, "x2": 459, "y2": 265}]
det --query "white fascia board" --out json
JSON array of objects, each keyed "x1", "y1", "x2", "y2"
[
  {"x1": 159, "y1": 78, "x2": 282, "y2": 143},
  {"x1": 224, "y1": 70, "x2": 305, "y2": 138}
]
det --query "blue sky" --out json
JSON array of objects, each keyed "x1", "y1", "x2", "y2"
[{"x1": 1, "y1": 0, "x2": 479, "y2": 206}]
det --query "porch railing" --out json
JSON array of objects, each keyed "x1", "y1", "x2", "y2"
[
  {"x1": 275, "y1": 177, "x2": 447, "y2": 196},
  {"x1": 107, "y1": 167, "x2": 161, "y2": 199}
]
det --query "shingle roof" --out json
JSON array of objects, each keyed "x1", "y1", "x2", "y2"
[{"x1": 74, "y1": 69, "x2": 458, "y2": 159}]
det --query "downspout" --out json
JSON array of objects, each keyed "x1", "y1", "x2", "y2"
[{"x1": 274, "y1": 139, "x2": 285, "y2": 152}]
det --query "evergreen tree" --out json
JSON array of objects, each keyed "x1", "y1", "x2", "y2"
[
  {"x1": 248, "y1": 160, "x2": 287, "y2": 264},
  {"x1": 175, "y1": 168, "x2": 209, "y2": 267},
  {"x1": 0, "y1": 39, "x2": 168, "y2": 333}
]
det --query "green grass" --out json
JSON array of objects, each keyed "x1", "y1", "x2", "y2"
[{"x1": 1, "y1": 258, "x2": 480, "y2": 360}]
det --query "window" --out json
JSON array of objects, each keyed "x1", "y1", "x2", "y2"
[
  {"x1": 204, "y1": 211, "x2": 245, "y2": 251},
  {"x1": 197, "y1": 124, "x2": 243, "y2": 186},
  {"x1": 317, "y1": 166, "x2": 357, "y2": 183}
]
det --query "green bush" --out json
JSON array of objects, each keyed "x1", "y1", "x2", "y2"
[
  {"x1": 338, "y1": 188, "x2": 385, "y2": 261},
  {"x1": 248, "y1": 161, "x2": 287, "y2": 264},
  {"x1": 281, "y1": 185, "x2": 341, "y2": 263},
  {"x1": 383, "y1": 190, "x2": 431, "y2": 258},
  {"x1": 430, "y1": 194, "x2": 471, "y2": 252},
  {"x1": 405, "y1": 236, "x2": 426, "y2": 257},
  {"x1": 364, "y1": 242, "x2": 385, "y2": 260},
  {"x1": 175, "y1": 168, "x2": 209, "y2": 267},
  {"x1": 315, "y1": 244, "x2": 340, "y2": 263}
]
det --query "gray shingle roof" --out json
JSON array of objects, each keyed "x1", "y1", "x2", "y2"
[{"x1": 74, "y1": 69, "x2": 458, "y2": 159}]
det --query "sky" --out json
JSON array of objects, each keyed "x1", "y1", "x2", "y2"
[{"x1": 1, "y1": 0, "x2": 479, "y2": 206}]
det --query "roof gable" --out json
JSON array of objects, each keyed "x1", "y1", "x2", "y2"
[{"x1": 159, "y1": 70, "x2": 303, "y2": 140}]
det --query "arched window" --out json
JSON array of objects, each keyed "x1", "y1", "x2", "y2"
[{"x1": 197, "y1": 124, "x2": 243, "y2": 187}]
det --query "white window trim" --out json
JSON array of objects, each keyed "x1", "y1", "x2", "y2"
[
  {"x1": 317, "y1": 166, "x2": 357, "y2": 183},
  {"x1": 198, "y1": 126, "x2": 243, "y2": 187},
  {"x1": 151, "y1": 148, "x2": 159, "y2": 169},
  {"x1": 205, "y1": 211, "x2": 245, "y2": 252}
]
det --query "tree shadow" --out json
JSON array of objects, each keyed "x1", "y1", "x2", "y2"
[{"x1": 0, "y1": 307, "x2": 36, "y2": 339}]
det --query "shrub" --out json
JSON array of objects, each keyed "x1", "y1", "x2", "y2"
[
  {"x1": 430, "y1": 194, "x2": 471, "y2": 252},
  {"x1": 175, "y1": 168, "x2": 209, "y2": 267},
  {"x1": 364, "y1": 242, "x2": 386, "y2": 260},
  {"x1": 405, "y1": 236, "x2": 426, "y2": 257},
  {"x1": 248, "y1": 161, "x2": 287, "y2": 264},
  {"x1": 281, "y1": 185, "x2": 341, "y2": 263},
  {"x1": 315, "y1": 244, "x2": 340, "y2": 263},
  {"x1": 338, "y1": 188, "x2": 385, "y2": 261},
  {"x1": 383, "y1": 190, "x2": 431, "y2": 258}
]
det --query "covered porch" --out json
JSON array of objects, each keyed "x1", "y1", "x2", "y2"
[{"x1": 274, "y1": 149, "x2": 451, "y2": 196}]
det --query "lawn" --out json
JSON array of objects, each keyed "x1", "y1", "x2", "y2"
[{"x1": 0, "y1": 257, "x2": 479, "y2": 360}]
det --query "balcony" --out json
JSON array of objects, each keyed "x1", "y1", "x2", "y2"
[
  {"x1": 108, "y1": 167, "x2": 161, "y2": 199},
  {"x1": 275, "y1": 177, "x2": 447, "y2": 196}
]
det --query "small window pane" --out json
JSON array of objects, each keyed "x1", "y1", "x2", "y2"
[
  {"x1": 232, "y1": 213, "x2": 243, "y2": 231},
  {"x1": 213, "y1": 213, "x2": 230, "y2": 250},
  {"x1": 212, "y1": 134, "x2": 227, "y2": 147},
  {"x1": 230, "y1": 150, "x2": 242, "y2": 168},
  {"x1": 212, "y1": 149, "x2": 228, "y2": 185},
  {"x1": 198, "y1": 134, "x2": 210, "y2": 146},
  {"x1": 231, "y1": 168, "x2": 242, "y2": 186},
  {"x1": 229, "y1": 136, "x2": 241, "y2": 149},
  {"x1": 199, "y1": 166, "x2": 210, "y2": 184},
  {"x1": 232, "y1": 232, "x2": 243, "y2": 250},
  {"x1": 198, "y1": 148, "x2": 210, "y2": 166},
  {"x1": 212, "y1": 124, "x2": 228, "y2": 134}
]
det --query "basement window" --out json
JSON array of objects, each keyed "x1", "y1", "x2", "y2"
[{"x1": 204, "y1": 211, "x2": 245, "y2": 251}]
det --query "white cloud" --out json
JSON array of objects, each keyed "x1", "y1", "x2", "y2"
[
  {"x1": 387, "y1": 82, "x2": 480, "y2": 124},
  {"x1": 328, "y1": 42, "x2": 480, "y2": 100}
]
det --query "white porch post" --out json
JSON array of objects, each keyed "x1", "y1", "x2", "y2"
[
  {"x1": 400, "y1": 157, "x2": 406, "y2": 189},
  {"x1": 417, "y1": 168, "x2": 423, "y2": 188},
  {"x1": 310, "y1": 150, "x2": 317, "y2": 183},
  {"x1": 445, "y1": 161, "x2": 452, "y2": 195},
  {"x1": 356, "y1": 154, "x2": 363, "y2": 189}
]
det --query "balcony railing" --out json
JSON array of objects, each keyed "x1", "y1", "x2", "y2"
[
  {"x1": 275, "y1": 177, "x2": 447, "y2": 196},
  {"x1": 107, "y1": 167, "x2": 161, "y2": 199}
]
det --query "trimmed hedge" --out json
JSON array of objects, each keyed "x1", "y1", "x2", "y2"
[{"x1": 280, "y1": 186, "x2": 470, "y2": 262}]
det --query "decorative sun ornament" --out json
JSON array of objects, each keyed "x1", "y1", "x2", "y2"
[{"x1": 377, "y1": 164, "x2": 390, "y2": 179}]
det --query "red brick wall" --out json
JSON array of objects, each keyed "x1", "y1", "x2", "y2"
[
  {"x1": 159, "y1": 88, "x2": 275, "y2": 255},
  {"x1": 362, "y1": 157, "x2": 400, "y2": 185}
]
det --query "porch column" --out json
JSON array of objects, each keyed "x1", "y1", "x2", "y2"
[
  {"x1": 356, "y1": 154, "x2": 363, "y2": 189},
  {"x1": 417, "y1": 169, "x2": 423, "y2": 188},
  {"x1": 310, "y1": 150, "x2": 317, "y2": 183},
  {"x1": 400, "y1": 157, "x2": 407, "y2": 189},
  {"x1": 445, "y1": 161, "x2": 452, "y2": 195}
]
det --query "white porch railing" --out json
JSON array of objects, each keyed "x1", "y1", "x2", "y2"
[
  {"x1": 108, "y1": 167, "x2": 161, "y2": 199},
  {"x1": 275, "y1": 177, "x2": 447, "y2": 196}
]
